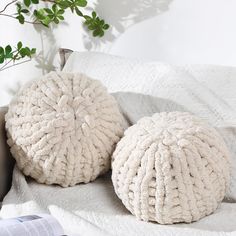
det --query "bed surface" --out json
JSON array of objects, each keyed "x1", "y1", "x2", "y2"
[
  {"x1": 1, "y1": 89, "x2": 236, "y2": 235},
  {"x1": 0, "y1": 167, "x2": 235, "y2": 236}
]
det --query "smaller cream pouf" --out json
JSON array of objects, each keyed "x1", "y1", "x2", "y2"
[
  {"x1": 112, "y1": 112, "x2": 230, "y2": 224},
  {"x1": 6, "y1": 72, "x2": 125, "y2": 187}
]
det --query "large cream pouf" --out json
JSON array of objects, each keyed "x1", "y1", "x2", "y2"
[
  {"x1": 6, "y1": 72, "x2": 125, "y2": 187},
  {"x1": 112, "y1": 112, "x2": 230, "y2": 224}
]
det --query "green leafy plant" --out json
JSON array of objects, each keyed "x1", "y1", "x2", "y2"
[
  {"x1": 0, "y1": 42, "x2": 36, "y2": 71},
  {"x1": 0, "y1": 0, "x2": 109, "y2": 71}
]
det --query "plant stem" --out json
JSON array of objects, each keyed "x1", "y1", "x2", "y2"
[
  {"x1": 0, "y1": 13, "x2": 41, "y2": 24},
  {"x1": 0, "y1": 0, "x2": 55, "y2": 14},
  {"x1": 0, "y1": 0, "x2": 17, "y2": 14},
  {"x1": 0, "y1": 58, "x2": 14, "y2": 71},
  {"x1": 0, "y1": 59, "x2": 32, "y2": 72},
  {"x1": 0, "y1": 49, "x2": 20, "y2": 71},
  {"x1": 41, "y1": 0, "x2": 56, "y2": 3}
]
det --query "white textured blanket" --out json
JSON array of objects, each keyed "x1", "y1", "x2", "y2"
[
  {"x1": 64, "y1": 52, "x2": 236, "y2": 200},
  {"x1": 1, "y1": 91, "x2": 236, "y2": 235},
  {"x1": 1, "y1": 165, "x2": 236, "y2": 236}
]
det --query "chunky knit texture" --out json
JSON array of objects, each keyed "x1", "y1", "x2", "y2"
[
  {"x1": 112, "y1": 112, "x2": 230, "y2": 224},
  {"x1": 6, "y1": 72, "x2": 125, "y2": 187}
]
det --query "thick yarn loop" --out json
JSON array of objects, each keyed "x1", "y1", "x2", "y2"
[
  {"x1": 6, "y1": 72, "x2": 125, "y2": 187},
  {"x1": 112, "y1": 112, "x2": 230, "y2": 224}
]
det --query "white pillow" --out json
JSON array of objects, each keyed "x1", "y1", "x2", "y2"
[
  {"x1": 63, "y1": 51, "x2": 236, "y2": 200},
  {"x1": 6, "y1": 72, "x2": 125, "y2": 187},
  {"x1": 112, "y1": 112, "x2": 230, "y2": 224}
]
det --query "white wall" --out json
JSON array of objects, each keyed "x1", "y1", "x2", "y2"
[
  {"x1": 110, "y1": 0, "x2": 236, "y2": 64},
  {"x1": 1, "y1": 0, "x2": 236, "y2": 106}
]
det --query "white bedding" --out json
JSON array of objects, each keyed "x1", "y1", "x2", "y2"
[
  {"x1": 1, "y1": 91, "x2": 236, "y2": 235},
  {"x1": 63, "y1": 52, "x2": 236, "y2": 200},
  {"x1": 0, "y1": 166, "x2": 236, "y2": 236},
  {"x1": 1, "y1": 53, "x2": 236, "y2": 235}
]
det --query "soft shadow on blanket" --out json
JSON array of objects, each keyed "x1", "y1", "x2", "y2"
[{"x1": 112, "y1": 92, "x2": 188, "y2": 125}]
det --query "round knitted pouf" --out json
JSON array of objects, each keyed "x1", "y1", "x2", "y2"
[
  {"x1": 112, "y1": 112, "x2": 230, "y2": 224},
  {"x1": 6, "y1": 72, "x2": 125, "y2": 187}
]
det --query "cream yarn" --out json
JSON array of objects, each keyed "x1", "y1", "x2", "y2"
[
  {"x1": 6, "y1": 72, "x2": 125, "y2": 187},
  {"x1": 112, "y1": 112, "x2": 230, "y2": 224}
]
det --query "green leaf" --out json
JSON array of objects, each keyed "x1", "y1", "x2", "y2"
[
  {"x1": 16, "y1": 3, "x2": 22, "y2": 11},
  {"x1": 54, "y1": 18, "x2": 59, "y2": 24},
  {"x1": 75, "y1": 0, "x2": 87, "y2": 7},
  {"x1": 17, "y1": 14, "x2": 25, "y2": 24},
  {"x1": 70, "y1": 6, "x2": 74, "y2": 13},
  {"x1": 34, "y1": 9, "x2": 46, "y2": 20},
  {"x1": 75, "y1": 7, "x2": 82, "y2": 16},
  {"x1": 19, "y1": 47, "x2": 32, "y2": 57},
  {"x1": 83, "y1": 15, "x2": 91, "y2": 20},
  {"x1": 24, "y1": 47, "x2": 31, "y2": 56},
  {"x1": 58, "y1": 9, "x2": 65, "y2": 15},
  {"x1": 21, "y1": 9, "x2": 29, "y2": 14},
  {"x1": 5, "y1": 45, "x2": 12, "y2": 55},
  {"x1": 0, "y1": 47, "x2": 4, "y2": 54},
  {"x1": 4, "y1": 45, "x2": 13, "y2": 59},
  {"x1": 93, "y1": 29, "x2": 100, "y2": 37},
  {"x1": 19, "y1": 48, "x2": 27, "y2": 57},
  {"x1": 57, "y1": 15, "x2": 64, "y2": 20},
  {"x1": 99, "y1": 30, "x2": 104, "y2": 37},
  {"x1": 44, "y1": 8, "x2": 53, "y2": 14},
  {"x1": 17, "y1": 42, "x2": 23, "y2": 50},
  {"x1": 92, "y1": 11, "x2": 96, "y2": 18},
  {"x1": 88, "y1": 25, "x2": 96, "y2": 30},
  {"x1": 57, "y1": 0, "x2": 71, "y2": 9},
  {"x1": 52, "y1": 4, "x2": 58, "y2": 13},
  {"x1": 103, "y1": 24, "x2": 109, "y2": 30},
  {"x1": 48, "y1": 15, "x2": 54, "y2": 20},
  {"x1": 24, "y1": 0, "x2": 31, "y2": 7},
  {"x1": 41, "y1": 17, "x2": 52, "y2": 26},
  {"x1": 0, "y1": 47, "x2": 4, "y2": 64},
  {"x1": 31, "y1": 48, "x2": 36, "y2": 54},
  {"x1": 31, "y1": 0, "x2": 39, "y2": 4}
]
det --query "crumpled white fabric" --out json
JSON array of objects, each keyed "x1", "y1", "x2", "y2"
[{"x1": 1, "y1": 92, "x2": 236, "y2": 235}]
